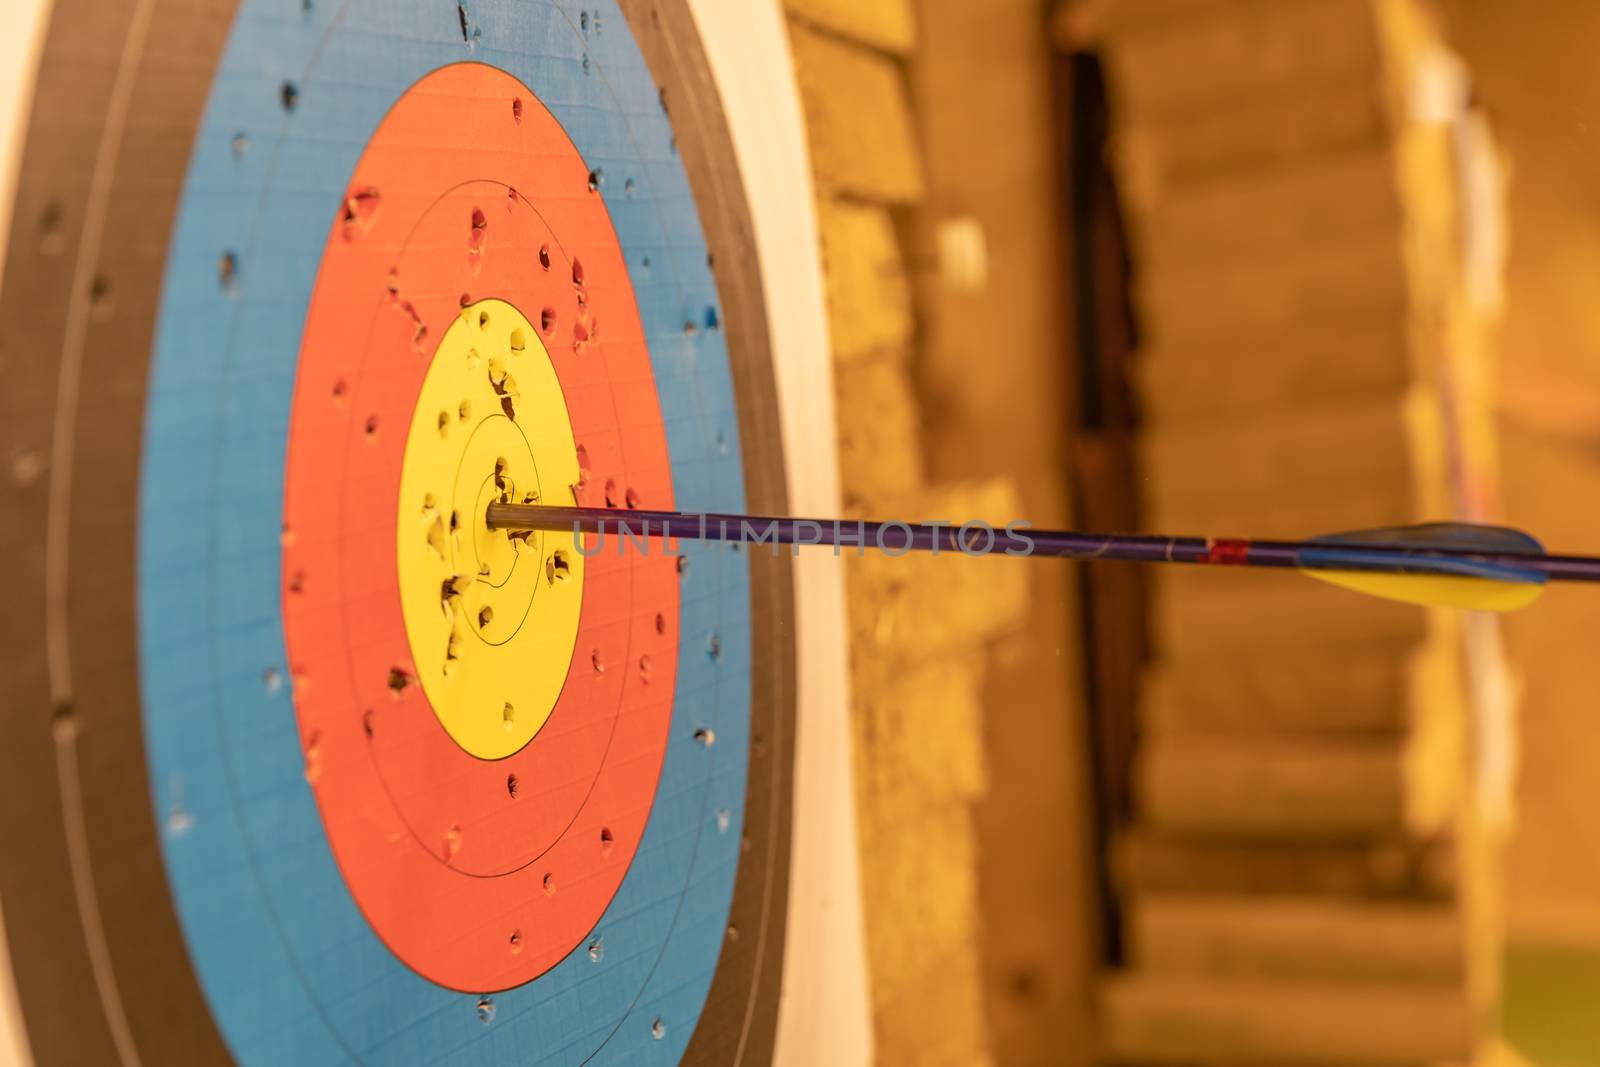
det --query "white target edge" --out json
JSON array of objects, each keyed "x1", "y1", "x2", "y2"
[{"x1": 686, "y1": 3, "x2": 873, "y2": 1065}]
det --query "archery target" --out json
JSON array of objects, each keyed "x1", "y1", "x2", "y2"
[{"x1": 0, "y1": 1, "x2": 803, "y2": 1064}]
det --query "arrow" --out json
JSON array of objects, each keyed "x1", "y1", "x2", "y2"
[{"x1": 485, "y1": 503, "x2": 1595, "y2": 613}]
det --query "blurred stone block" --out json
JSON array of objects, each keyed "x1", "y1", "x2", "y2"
[
  {"x1": 1126, "y1": 892, "x2": 1465, "y2": 981},
  {"x1": 817, "y1": 197, "x2": 914, "y2": 363},
  {"x1": 1149, "y1": 568, "x2": 1429, "y2": 660},
  {"x1": 1134, "y1": 721, "x2": 1461, "y2": 839},
  {"x1": 834, "y1": 354, "x2": 924, "y2": 510},
  {"x1": 1140, "y1": 634, "x2": 1453, "y2": 734},
  {"x1": 845, "y1": 478, "x2": 1029, "y2": 671},
  {"x1": 788, "y1": 21, "x2": 923, "y2": 202},
  {"x1": 1135, "y1": 226, "x2": 1407, "y2": 344},
  {"x1": 1139, "y1": 393, "x2": 1444, "y2": 521},
  {"x1": 1116, "y1": 76, "x2": 1389, "y2": 195},
  {"x1": 1111, "y1": 829, "x2": 1458, "y2": 898},
  {"x1": 1133, "y1": 314, "x2": 1412, "y2": 427},
  {"x1": 856, "y1": 795, "x2": 990, "y2": 1064},
  {"x1": 1130, "y1": 144, "x2": 1400, "y2": 270},
  {"x1": 853, "y1": 654, "x2": 987, "y2": 807},
  {"x1": 785, "y1": 0, "x2": 915, "y2": 54},
  {"x1": 1105, "y1": 0, "x2": 1381, "y2": 121},
  {"x1": 1101, "y1": 973, "x2": 1474, "y2": 1063}
]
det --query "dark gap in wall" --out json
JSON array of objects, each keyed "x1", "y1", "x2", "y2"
[{"x1": 1056, "y1": 47, "x2": 1144, "y2": 968}]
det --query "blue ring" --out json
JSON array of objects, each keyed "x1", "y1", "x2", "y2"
[{"x1": 136, "y1": 2, "x2": 750, "y2": 1063}]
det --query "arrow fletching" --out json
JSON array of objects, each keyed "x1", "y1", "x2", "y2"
[{"x1": 1299, "y1": 522, "x2": 1548, "y2": 612}]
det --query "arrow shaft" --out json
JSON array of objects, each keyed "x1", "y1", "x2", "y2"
[{"x1": 484, "y1": 503, "x2": 1600, "y2": 584}]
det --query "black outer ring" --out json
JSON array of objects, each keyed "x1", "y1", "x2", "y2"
[{"x1": 0, "y1": 2, "x2": 795, "y2": 1063}]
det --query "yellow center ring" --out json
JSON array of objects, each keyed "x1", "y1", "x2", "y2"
[{"x1": 396, "y1": 298, "x2": 583, "y2": 759}]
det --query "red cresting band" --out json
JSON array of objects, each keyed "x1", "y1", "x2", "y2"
[{"x1": 1203, "y1": 538, "x2": 1252, "y2": 565}]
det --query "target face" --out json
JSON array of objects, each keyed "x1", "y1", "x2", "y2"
[{"x1": 0, "y1": 2, "x2": 796, "y2": 1064}]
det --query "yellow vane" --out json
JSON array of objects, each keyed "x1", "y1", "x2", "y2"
[{"x1": 1301, "y1": 569, "x2": 1545, "y2": 613}]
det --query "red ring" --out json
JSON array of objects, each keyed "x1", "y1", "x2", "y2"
[{"x1": 281, "y1": 63, "x2": 678, "y2": 991}]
